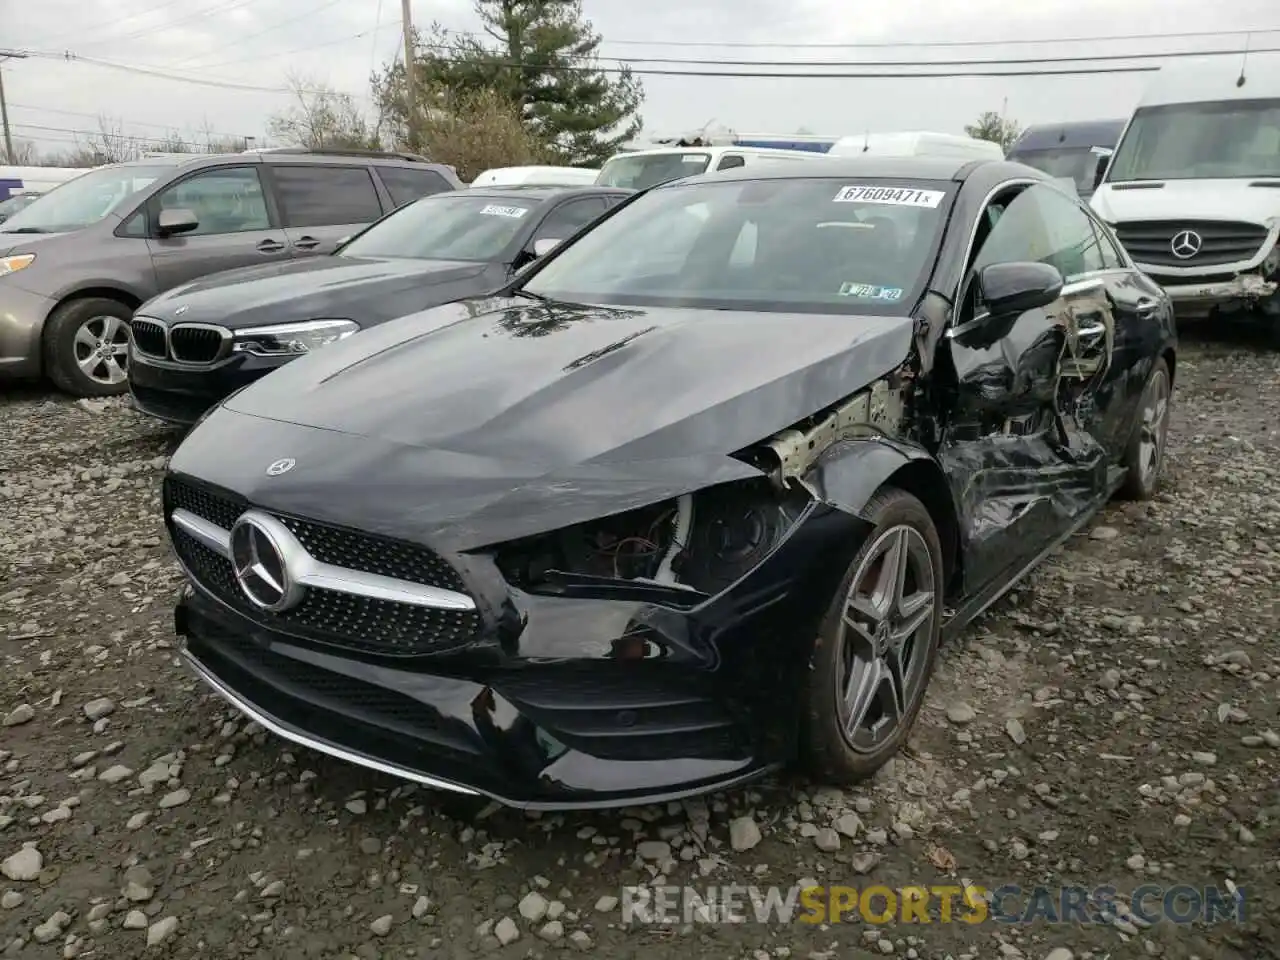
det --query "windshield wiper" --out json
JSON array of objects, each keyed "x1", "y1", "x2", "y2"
[
  {"x1": 0, "y1": 227, "x2": 48, "y2": 234},
  {"x1": 512, "y1": 288, "x2": 552, "y2": 303}
]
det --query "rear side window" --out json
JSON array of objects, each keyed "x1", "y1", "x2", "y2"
[
  {"x1": 377, "y1": 167, "x2": 454, "y2": 207},
  {"x1": 272, "y1": 165, "x2": 383, "y2": 227}
]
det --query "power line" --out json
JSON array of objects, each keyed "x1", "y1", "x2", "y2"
[
  {"x1": 73, "y1": 0, "x2": 260, "y2": 51},
  {"x1": 416, "y1": 41, "x2": 1280, "y2": 69},
  {"x1": 12, "y1": 121, "x2": 251, "y2": 144},
  {"x1": 22, "y1": 46, "x2": 1262, "y2": 92},
  {"x1": 178, "y1": 25, "x2": 401, "y2": 72},
  {"x1": 6, "y1": 101, "x2": 248, "y2": 136},
  {"x1": 172, "y1": 0, "x2": 350, "y2": 68},
  {"x1": 21, "y1": 0, "x2": 191, "y2": 50},
  {"x1": 481, "y1": 25, "x2": 1280, "y2": 50}
]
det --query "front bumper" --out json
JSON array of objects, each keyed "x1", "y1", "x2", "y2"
[
  {"x1": 1150, "y1": 271, "x2": 1279, "y2": 319},
  {"x1": 0, "y1": 283, "x2": 55, "y2": 379},
  {"x1": 129, "y1": 348, "x2": 289, "y2": 426},
  {"x1": 175, "y1": 587, "x2": 779, "y2": 809}
]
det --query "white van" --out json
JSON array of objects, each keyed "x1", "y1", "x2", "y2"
[
  {"x1": 1090, "y1": 54, "x2": 1280, "y2": 321},
  {"x1": 0, "y1": 165, "x2": 89, "y2": 199},
  {"x1": 827, "y1": 131, "x2": 1004, "y2": 161},
  {"x1": 470, "y1": 165, "x2": 599, "y2": 188},
  {"x1": 595, "y1": 146, "x2": 818, "y2": 189}
]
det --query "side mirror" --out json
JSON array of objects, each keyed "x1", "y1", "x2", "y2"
[
  {"x1": 532, "y1": 237, "x2": 562, "y2": 258},
  {"x1": 1091, "y1": 147, "x2": 1114, "y2": 189},
  {"x1": 157, "y1": 208, "x2": 199, "y2": 236},
  {"x1": 977, "y1": 261, "x2": 1064, "y2": 318}
]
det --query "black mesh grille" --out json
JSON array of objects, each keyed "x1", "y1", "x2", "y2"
[
  {"x1": 129, "y1": 318, "x2": 167, "y2": 358},
  {"x1": 170, "y1": 326, "x2": 226, "y2": 363},
  {"x1": 165, "y1": 476, "x2": 482, "y2": 657},
  {"x1": 1114, "y1": 220, "x2": 1269, "y2": 268}
]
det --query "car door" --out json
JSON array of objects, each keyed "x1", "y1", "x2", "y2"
[
  {"x1": 1078, "y1": 210, "x2": 1170, "y2": 457},
  {"x1": 939, "y1": 180, "x2": 1120, "y2": 594},
  {"x1": 146, "y1": 165, "x2": 291, "y2": 293},
  {"x1": 374, "y1": 167, "x2": 457, "y2": 209},
  {"x1": 266, "y1": 164, "x2": 387, "y2": 257}
]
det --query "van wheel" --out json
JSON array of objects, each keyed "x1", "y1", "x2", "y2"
[{"x1": 43, "y1": 298, "x2": 134, "y2": 398}]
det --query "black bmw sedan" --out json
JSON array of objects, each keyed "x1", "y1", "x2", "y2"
[
  {"x1": 163, "y1": 156, "x2": 1176, "y2": 810},
  {"x1": 126, "y1": 185, "x2": 631, "y2": 425}
]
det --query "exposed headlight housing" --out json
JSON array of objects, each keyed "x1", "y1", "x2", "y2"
[
  {"x1": 231, "y1": 319, "x2": 359, "y2": 357},
  {"x1": 0, "y1": 254, "x2": 35, "y2": 278}
]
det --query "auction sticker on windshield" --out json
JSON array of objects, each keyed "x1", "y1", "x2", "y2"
[
  {"x1": 839, "y1": 282, "x2": 904, "y2": 301},
  {"x1": 832, "y1": 185, "x2": 944, "y2": 208},
  {"x1": 479, "y1": 205, "x2": 529, "y2": 218}
]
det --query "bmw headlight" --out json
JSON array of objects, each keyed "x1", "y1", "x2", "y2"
[{"x1": 231, "y1": 319, "x2": 359, "y2": 358}]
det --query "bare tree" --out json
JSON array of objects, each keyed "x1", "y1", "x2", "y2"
[
  {"x1": 268, "y1": 73, "x2": 381, "y2": 151},
  {"x1": 399, "y1": 86, "x2": 551, "y2": 180}
]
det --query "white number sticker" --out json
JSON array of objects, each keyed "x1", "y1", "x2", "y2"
[
  {"x1": 832, "y1": 185, "x2": 945, "y2": 208},
  {"x1": 479, "y1": 204, "x2": 528, "y2": 218}
]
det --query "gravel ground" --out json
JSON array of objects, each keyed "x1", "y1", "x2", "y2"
[{"x1": 2, "y1": 333, "x2": 1278, "y2": 960}]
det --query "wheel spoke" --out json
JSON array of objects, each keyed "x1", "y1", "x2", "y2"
[
  {"x1": 100, "y1": 315, "x2": 122, "y2": 340},
  {"x1": 101, "y1": 355, "x2": 127, "y2": 384},
  {"x1": 78, "y1": 354, "x2": 101, "y2": 376},
  {"x1": 74, "y1": 326, "x2": 97, "y2": 352},
  {"x1": 891, "y1": 591, "x2": 934, "y2": 645},
  {"x1": 842, "y1": 656, "x2": 884, "y2": 738}
]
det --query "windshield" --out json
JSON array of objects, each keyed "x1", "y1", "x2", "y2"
[
  {"x1": 1009, "y1": 147, "x2": 1105, "y2": 196},
  {"x1": 0, "y1": 165, "x2": 169, "y2": 233},
  {"x1": 596, "y1": 153, "x2": 711, "y2": 189},
  {"x1": 522, "y1": 176, "x2": 952, "y2": 314},
  {"x1": 0, "y1": 194, "x2": 39, "y2": 220},
  {"x1": 1106, "y1": 98, "x2": 1280, "y2": 181},
  {"x1": 340, "y1": 194, "x2": 540, "y2": 261}
]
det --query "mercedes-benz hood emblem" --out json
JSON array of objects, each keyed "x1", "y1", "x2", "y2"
[
  {"x1": 1170, "y1": 229, "x2": 1202, "y2": 260},
  {"x1": 265, "y1": 458, "x2": 296, "y2": 476}
]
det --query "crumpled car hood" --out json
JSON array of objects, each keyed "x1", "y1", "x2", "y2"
[{"x1": 174, "y1": 296, "x2": 914, "y2": 549}]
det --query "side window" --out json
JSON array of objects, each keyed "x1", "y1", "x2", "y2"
[
  {"x1": 1089, "y1": 218, "x2": 1126, "y2": 270},
  {"x1": 971, "y1": 182, "x2": 1106, "y2": 281},
  {"x1": 153, "y1": 166, "x2": 270, "y2": 237},
  {"x1": 717, "y1": 154, "x2": 746, "y2": 171},
  {"x1": 272, "y1": 165, "x2": 383, "y2": 227},
  {"x1": 376, "y1": 167, "x2": 453, "y2": 208},
  {"x1": 532, "y1": 198, "x2": 608, "y2": 245},
  {"x1": 119, "y1": 210, "x2": 147, "y2": 237}
]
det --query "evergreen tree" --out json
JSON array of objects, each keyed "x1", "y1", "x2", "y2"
[{"x1": 375, "y1": 0, "x2": 643, "y2": 165}]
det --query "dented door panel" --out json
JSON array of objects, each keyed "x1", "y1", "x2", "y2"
[
  {"x1": 942, "y1": 289, "x2": 1112, "y2": 594},
  {"x1": 1093, "y1": 269, "x2": 1170, "y2": 456}
]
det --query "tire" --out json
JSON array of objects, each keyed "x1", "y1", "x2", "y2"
[
  {"x1": 802, "y1": 486, "x2": 944, "y2": 783},
  {"x1": 42, "y1": 297, "x2": 134, "y2": 398},
  {"x1": 1116, "y1": 356, "x2": 1171, "y2": 501}
]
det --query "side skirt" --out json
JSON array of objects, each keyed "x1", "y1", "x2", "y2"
[{"x1": 939, "y1": 464, "x2": 1126, "y2": 644}]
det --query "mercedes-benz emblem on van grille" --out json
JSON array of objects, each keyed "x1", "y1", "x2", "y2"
[
  {"x1": 229, "y1": 512, "x2": 304, "y2": 612},
  {"x1": 1170, "y1": 229, "x2": 1202, "y2": 260},
  {"x1": 265, "y1": 458, "x2": 295, "y2": 476}
]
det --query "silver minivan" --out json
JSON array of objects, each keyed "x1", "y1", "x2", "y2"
[{"x1": 0, "y1": 149, "x2": 462, "y2": 396}]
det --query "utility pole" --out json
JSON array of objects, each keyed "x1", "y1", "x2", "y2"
[
  {"x1": 399, "y1": 0, "x2": 419, "y2": 149},
  {"x1": 0, "y1": 50, "x2": 29, "y2": 165}
]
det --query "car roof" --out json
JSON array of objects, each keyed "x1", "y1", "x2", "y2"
[
  {"x1": 113, "y1": 151, "x2": 454, "y2": 171},
  {"x1": 673, "y1": 155, "x2": 1035, "y2": 185},
  {"x1": 460, "y1": 185, "x2": 632, "y2": 202},
  {"x1": 1009, "y1": 120, "x2": 1126, "y2": 152}
]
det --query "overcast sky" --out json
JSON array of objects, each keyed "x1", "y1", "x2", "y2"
[{"x1": 4, "y1": 0, "x2": 1278, "y2": 158}]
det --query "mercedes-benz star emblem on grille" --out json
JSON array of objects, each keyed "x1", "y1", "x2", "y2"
[
  {"x1": 1170, "y1": 229, "x2": 1203, "y2": 260},
  {"x1": 229, "y1": 511, "x2": 305, "y2": 612},
  {"x1": 265, "y1": 458, "x2": 296, "y2": 476}
]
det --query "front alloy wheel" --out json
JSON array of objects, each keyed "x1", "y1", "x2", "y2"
[{"x1": 804, "y1": 487, "x2": 944, "y2": 782}]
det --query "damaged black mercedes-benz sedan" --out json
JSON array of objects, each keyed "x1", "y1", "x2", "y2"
[{"x1": 163, "y1": 156, "x2": 1177, "y2": 809}]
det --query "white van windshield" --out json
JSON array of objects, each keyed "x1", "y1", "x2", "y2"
[
  {"x1": 1107, "y1": 98, "x2": 1280, "y2": 181},
  {"x1": 0, "y1": 165, "x2": 170, "y2": 233},
  {"x1": 596, "y1": 153, "x2": 711, "y2": 189}
]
